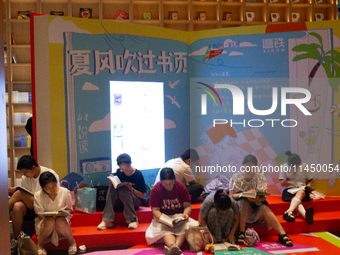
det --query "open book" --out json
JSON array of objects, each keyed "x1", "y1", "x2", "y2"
[
  {"x1": 107, "y1": 175, "x2": 128, "y2": 189},
  {"x1": 158, "y1": 213, "x2": 186, "y2": 227},
  {"x1": 239, "y1": 191, "x2": 270, "y2": 199},
  {"x1": 213, "y1": 242, "x2": 241, "y2": 251},
  {"x1": 44, "y1": 209, "x2": 73, "y2": 219},
  {"x1": 15, "y1": 186, "x2": 34, "y2": 196}
]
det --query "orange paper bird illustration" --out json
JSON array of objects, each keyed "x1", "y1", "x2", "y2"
[
  {"x1": 168, "y1": 80, "x2": 180, "y2": 89},
  {"x1": 166, "y1": 95, "x2": 181, "y2": 109}
]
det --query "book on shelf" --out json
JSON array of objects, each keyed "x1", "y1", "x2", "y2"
[
  {"x1": 44, "y1": 209, "x2": 73, "y2": 219},
  {"x1": 143, "y1": 13, "x2": 152, "y2": 20},
  {"x1": 4, "y1": 48, "x2": 7, "y2": 64},
  {"x1": 14, "y1": 186, "x2": 34, "y2": 196},
  {"x1": 107, "y1": 175, "x2": 128, "y2": 189},
  {"x1": 197, "y1": 12, "x2": 206, "y2": 21},
  {"x1": 80, "y1": 8, "x2": 92, "y2": 19},
  {"x1": 158, "y1": 213, "x2": 186, "y2": 227},
  {"x1": 169, "y1": 11, "x2": 178, "y2": 20},
  {"x1": 269, "y1": 0, "x2": 279, "y2": 2},
  {"x1": 11, "y1": 33, "x2": 15, "y2": 45},
  {"x1": 246, "y1": 11, "x2": 255, "y2": 21},
  {"x1": 13, "y1": 112, "x2": 32, "y2": 125},
  {"x1": 270, "y1": 12, "x2": 280, "y2": 22},
  {"x1": 239, "y1": 191, "x2": 270, "y2": 199},
  {"x1": 315, "y1": 13, "x2": 324, "y2": 21},
  {"x1": 50, "y1": 11, "x2": 64, "y2": 16},
  {"x1": 14, "y1": 134, "x2": 30, "y2": 147},
  {"x1": 114, "y1": 9, "x2": 129, "y2": 20},
  {"x1": 12, "y1": 92, "x2": 31, "y2": 104},
  {"x1": 12, "y1": 53, "x2": 17, "y2": 64},
  {"x1": 212, "y1": 242, "x2": 241, "y2": 251},
  {"x1": 17, "y1": 11, "x2": 30, "y2": 19},
  {"x1": 223, "y1": 12, "x2": 232, "y2": 21}
]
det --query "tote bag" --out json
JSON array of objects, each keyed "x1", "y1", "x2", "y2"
[
  {"x1": 17, "y1": 231, "x2": 38, "y2": 255},
  {"x1": 75, "y1": 186, "x2": 97, "y2": 214},
  {"x1": 185, "y1": 226, "x2": 214, "y2": 252}
]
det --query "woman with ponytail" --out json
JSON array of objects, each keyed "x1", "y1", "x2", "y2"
[
  {"x1": 279, "y1": 151, "x2": 314, "y2": 225},
  {"x1": 230, "y1": 155, "x2": 293, "y2": 247},
  {"x1": 198, "y1": 189, "x2": 240, "y2": 244}
]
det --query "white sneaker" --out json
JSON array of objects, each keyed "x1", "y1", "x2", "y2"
[
  {"x1": 128, "y1": 221, "x2": 139, "y2": 229},
  {"x1": 97, "y1": 220, "x2": 114, "y2": 230}
]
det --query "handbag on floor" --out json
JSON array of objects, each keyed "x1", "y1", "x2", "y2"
[
  {"x1": 17, "y1": 231, "x2": 38, "y2": 255},
  {"x1": 185, "y1": 226, "x2": 214, "y2": 252}
]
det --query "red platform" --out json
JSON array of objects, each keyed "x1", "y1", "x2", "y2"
[{"x1": 35, "y1": 196, "x2": 340, "y2": 250}]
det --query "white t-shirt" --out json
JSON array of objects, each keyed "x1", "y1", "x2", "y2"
[
  {"x1": 21, "y1": 166, "x2": 60, "y2": 194},
  {"x1": 279, "y1": 163, "x2": 313, "y2": 188},
  {"x1": 154, "y1": 158, "x2": 195, "y2": 185}
]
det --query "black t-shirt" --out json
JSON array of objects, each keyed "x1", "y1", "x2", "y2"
[{"x1": 115, "y1": 169, "x2": 147, "y2": 193}]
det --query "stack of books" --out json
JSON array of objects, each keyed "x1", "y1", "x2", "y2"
[
  {"x1": 13, "y1": 112, "x2": 32, "y2": 125},
  {"x1": 12, "y1": 91, "x2": 32, "y2": 103},
  {"x1": 14, "y1": 134, "x2": 31, "y2": 148}
]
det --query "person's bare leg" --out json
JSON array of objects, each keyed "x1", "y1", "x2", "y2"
[
  {"x1": 262, "y1": 207, "x2": 292, "y2": 246},
  {"x1": 9, "y1": 190, "x2": 34, "y2": 212},
  {"x1": 163, "y1": 234, "x2": 176, "y2": 248},
  {"x1": 175, "y1": 234, "x2": 186, "y2": 248},
  {"x1": 55, "y1": 217, "x2": 76, "y2": 246},
  {"x1": 11, "y1": 201, "x2": 27, "y2": 238},
  {"x1": 38, "y1": 217, "x2": 56, "y2": 250}
]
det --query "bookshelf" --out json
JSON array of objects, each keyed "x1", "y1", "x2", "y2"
[{"x1": 4, "y1": 0, "x2": 338, "y2": 186}]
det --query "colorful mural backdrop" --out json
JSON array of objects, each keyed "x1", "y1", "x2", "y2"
[{"x1": 33, "y1": 16, "x2": 340, "y2": 194}]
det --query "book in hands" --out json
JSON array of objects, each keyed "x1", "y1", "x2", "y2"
[
  {"x1": 239, "y1": 191, "x2": 270, "y2": 199},
  {"x1": 158, "y1": 213, "x2": 186, "y2": 227},
  {"x1": 213, "y1": 242, "x2": 241, "y2": 251},
  {"x1": 107, "y1": 175, "x2": 128, "y2": 189},
  {"x1": 44, "y1": 209, "x2": 73, "y2": 219},
  {"x1": 15, "y1": 186, "x2": 34, "y2": 196}
]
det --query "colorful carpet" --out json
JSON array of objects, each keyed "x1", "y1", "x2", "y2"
[{"x1": 79, "y1": 232, "x2": 340, "y2": 255}]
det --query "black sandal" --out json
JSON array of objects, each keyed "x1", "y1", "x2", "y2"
[
  {"x1": 236, "y1": 231, "x2": 245, "y2": 245},
  {"x1": 283, "y1": 211, "x2": 295, "y2": 222},
  {"x1": 278, "y1": 234, "x2": 293, "y2": 247}
]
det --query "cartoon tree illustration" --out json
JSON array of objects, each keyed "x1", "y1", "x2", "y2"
[{"x1": 292, "y1": 32, "x2": 340, "y2": 92}]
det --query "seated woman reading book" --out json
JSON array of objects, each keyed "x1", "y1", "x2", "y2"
[
  {"x1": 34, "y1": 171, "x2": 76, "y2": 255},
  {"x1": 145, "y1": 167, "x2": 198, "y2": 255},
  {"x1": 229, "y1": 155, "x2": 293, "y2": 247},
  {"x1": 198, "y1": 189, "x2": 240, "y2": 244}
]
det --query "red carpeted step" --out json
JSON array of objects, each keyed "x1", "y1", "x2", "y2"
[{"x1": 37, "y1": 196, "x2": 340, "y2": 251}]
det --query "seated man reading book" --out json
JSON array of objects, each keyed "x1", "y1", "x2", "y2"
[
  {"x1": 97, "y1": 153, "x2": 146, "y2": 230},
  {"x1": 8, "y1": 155, "x2": 59, "y2": 253},
  {"x1": 145, "y1": 168, "x2": 198, "y2": 255},
  {"x1": 229, "y1": 155, "x2": 293, "y2": 247}
]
